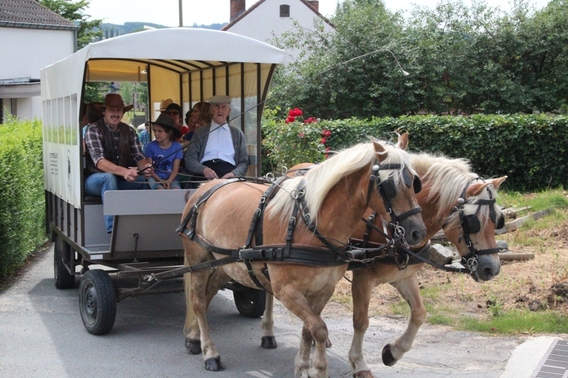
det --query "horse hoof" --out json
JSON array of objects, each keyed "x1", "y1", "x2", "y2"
[
  {"x1": 261, "y1": 336, "x2": 278, "y2": 349},
  {"x1": 204, "y1": 356, "x2": 225, "y2": 371},
  {"x1": 326, "y1": 337, "x2": 332, "y2": 348},
  {"x1": 353, "y1": 370, "x2": 374, "y2": 378},
  {"x1": 382, "y1": 344, "x2": 397, "y2": 366},
  {"x1": 185, "y1": 338, "x2": 202, "y2": 355}
]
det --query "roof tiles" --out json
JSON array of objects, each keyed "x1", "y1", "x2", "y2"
[{"x1": 0, "y1": 0, "x2": 77, "y2": 29}]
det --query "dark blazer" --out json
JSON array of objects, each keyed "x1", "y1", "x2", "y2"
[{"x1": 184, "y1": 123, "x2": 249, "y2": 177}]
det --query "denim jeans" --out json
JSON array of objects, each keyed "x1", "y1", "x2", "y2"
[
  {"x1": 147, "y1": 177, "x2": 181, "y2": 190},
  {"x1": 85, "y1": 173, "x2": 147, "y2": 233}
]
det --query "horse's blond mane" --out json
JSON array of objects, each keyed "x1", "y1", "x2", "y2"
[
  {"x1": 410, "y1": 153, "x2": 502, "y2": 227},
  {"x1": 267, "y1": 140, "x2": 415, "y2": 226}
]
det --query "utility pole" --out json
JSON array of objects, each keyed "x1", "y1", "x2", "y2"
[{"x1": 179, "y1": 0, "x2": 183, "y2": 27}]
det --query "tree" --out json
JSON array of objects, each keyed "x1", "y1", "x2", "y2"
[
  {"x1": 268, "y1": 0, "x2": 567, "y2": 118},
  {"x1": 38, "y1": 0, "x2": 102, "y2": 49},
  {"x1": 270, "y1": 0, "x2": 412, "y2": 119}
]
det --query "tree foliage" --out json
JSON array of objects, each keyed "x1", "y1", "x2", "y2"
[
  {"x1": 38, "y1": 0, "x2": 102, "y2": 48},
  {"x1": 268, "y1": 0, "x2": 568, "y2": 119}
]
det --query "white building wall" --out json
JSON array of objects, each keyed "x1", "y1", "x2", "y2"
[
  {"x1": 0, "y1": 27, "x2": 75, "y2": 121},
  {"x1": 226, "y1": 0, "x2": 334, "y2": 62}
]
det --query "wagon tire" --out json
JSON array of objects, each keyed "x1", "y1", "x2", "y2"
[
  {"x1": 53, "y1": 235, "x2": 75, "y2": 289},
  {"x1": 233, "y1": 287, "x2": 266, "y2": 318},
  {"x1": 79, "y1": 270, "x2": 117, "y2": 335}
]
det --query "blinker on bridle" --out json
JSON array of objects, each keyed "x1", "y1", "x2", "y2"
[{"x1": 368, "y1": 162, "x2": 422, "y2": 244}]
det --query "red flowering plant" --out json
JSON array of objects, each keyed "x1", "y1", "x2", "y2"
[{"x1": 262, "y1": 107, "x2": 331, "y2": 174}]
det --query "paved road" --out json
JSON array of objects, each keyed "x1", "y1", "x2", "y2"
[{"x1": 0, "y1": 244, "x2": 562, "y2": 377}]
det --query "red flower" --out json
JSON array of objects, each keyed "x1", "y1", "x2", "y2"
[
  {"x1": 304, "y1": 116, "x2": 317, "y2": 124},
  {"x1": 299, "y1": 132, "x2": 305, "y2": 138},
  {"x1": 289, "y1": 108, "x2": 303, "y2": 117},
  {"x1": 321, "y1": 129, "x2": 331, "y2": 138},
  {"x1": 325, "y1": 147, "x2": 331, "y2": 159},
  {"x1": 320, "y1": 137, "x2": 327, "y2": 144},
  {"x1": 285, "y1": 116, "x2": 296, "y2": 123}
]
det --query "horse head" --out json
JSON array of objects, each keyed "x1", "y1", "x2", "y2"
[
  {"x1": 442, "y1": 176, "x2": 507, "y2": 281},
  {"x1": 366, "y1": 136, "x2": 426, "y2": 247}
]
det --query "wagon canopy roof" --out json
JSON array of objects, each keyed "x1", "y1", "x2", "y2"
[
  {"x1": 85, "y1": 27, "x2": 286, "y2": 66},
  {"x1": 41, "y1": 28, "x2": 287, "y2": 99}
]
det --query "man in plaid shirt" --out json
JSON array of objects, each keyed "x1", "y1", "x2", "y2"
[{"x1": 84, "y1": 93, "x2": 153, "y2": 233}]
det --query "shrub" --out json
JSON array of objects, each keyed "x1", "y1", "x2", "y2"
[
  {"x1": 262, "y1": 112, "x2": 568, "y2": 192},
  {"x1": 0, "y1": 116, "x2": 47, "y2": 279}
]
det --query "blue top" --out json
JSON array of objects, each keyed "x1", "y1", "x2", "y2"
[{"x1": 144, "y1": 140, "x2": 183, "y2": 180}]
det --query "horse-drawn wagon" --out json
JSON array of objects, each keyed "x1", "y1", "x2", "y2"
[{"x1": 41, "y1": 28, "x2": 287, "y2": 335}]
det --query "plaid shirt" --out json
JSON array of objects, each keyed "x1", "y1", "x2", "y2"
[{"x1": 85, "y1": 120, "x2": 145, "y2": 167}]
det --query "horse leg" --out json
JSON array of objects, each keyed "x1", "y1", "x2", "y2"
[
  {"x1": 349, "y1": 271, "x2": 376, "y2": 378},
  {"x1": 190, "y1": 268, "x2": 226, "y2": 371},
  {"x1": 295, "y1": 325, "x2": 314, "y2": 378},
  {"x1": 183, "y1": 272, "x2": 201, "y2": 354},
  {"x1": 382, "y1": 274, "x2": 426, "y2": 366},
  {"x1": 295, "y1": 318, "x2": 329, "y2": 378},
  {"x1": 261, "y1": 292, "x2": 277, "y2": 349},
  {"x1": 282, "y1": 292, "x2": 331, "y2": 378}
]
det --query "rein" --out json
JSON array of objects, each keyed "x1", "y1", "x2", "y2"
[
  {"x1": 352, "y1": 177, "x2": 504, "y2": 276},
  {"x1": 170, "y1": 160, "x2": 419, "y2": 285}
]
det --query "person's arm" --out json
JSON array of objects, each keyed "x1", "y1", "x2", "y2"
[
  {"x1": 230, "y1": 128, "x2": 249, "y2": 177},
  {"x1": 165, "y1": 159, "x2": 182, "y2": 187},
  {"x1": 85, "y1": 123, "x2": 140, "y2": 181},
  {"x1": 127, "y1": 125, "x2": 152, "y2": 177},
  {"x1": 184, "y1": 127, "x2": 209, "y2": 176},
  {"x1": 96, "y1": 158, "x2": 140, "y2": 181}
]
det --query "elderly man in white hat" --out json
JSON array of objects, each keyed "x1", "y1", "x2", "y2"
[{"x1": 184, "y1": 95, "x2": 248, "y2": 180}]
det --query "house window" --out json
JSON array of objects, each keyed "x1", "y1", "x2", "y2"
[{"x1": 280, "y1": 4, "x2": 290, "y2": 17}]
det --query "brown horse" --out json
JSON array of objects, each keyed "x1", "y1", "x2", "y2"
[
  {"x1": 179, "y1": 137, "x2": 426, "y2": 377},
  {"x1": 347, "y1": 149, "x2": 506, "y2": 377},
  {"x1": 287, "y1": 138, "x2": 506, "y2": 377}
]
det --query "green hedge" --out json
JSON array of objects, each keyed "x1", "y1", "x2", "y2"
[
  {"x1": 262, "y1": 113, "x2": 568, "y2": 192},
  {"x1": 0, "y1": 116, "x2": 47, "y2": 279}
]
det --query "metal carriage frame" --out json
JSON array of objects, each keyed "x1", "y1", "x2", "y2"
[{"x1": 41, "y1": 28, "x2": 287, "y2": 335}]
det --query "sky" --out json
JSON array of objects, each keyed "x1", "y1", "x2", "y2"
[{"x1": 85, "y1": 0, "x2": 552, "y2": 28}]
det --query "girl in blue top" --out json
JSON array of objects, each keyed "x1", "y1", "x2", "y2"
[{"x1": 144, "y1": 114, "x2": 183, "y2": 189}]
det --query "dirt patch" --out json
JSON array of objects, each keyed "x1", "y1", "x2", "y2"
[{"x1": 331, "y1": 214, "x2": 568, "y2": 321}]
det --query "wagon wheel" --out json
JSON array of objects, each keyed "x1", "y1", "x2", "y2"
[
  {"x1": 233, "y1": 287, "x2": 266, "y2": 318},
  {"x1": 79, "y1": 270, "x2": 117, "y2": 335},
  {"x1": 53, "y1": 234, "x2": 75, "y2": 289}
]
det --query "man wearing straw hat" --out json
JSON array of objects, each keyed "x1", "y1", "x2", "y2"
[
  {"x1": 185, "y1": 95, "x2": 248, "y2": 179},
  {"x1": 84, "y1": 93, "x2": 153, "y2": 233}
]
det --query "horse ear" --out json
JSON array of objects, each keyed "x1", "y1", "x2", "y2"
[
  {"x1": 466, "y1": 182, "x2": 491, "y2": 197},
  {"x1": 372, "y1": 138, "x2": 389, "y2": 163},
  {"x1": 397, "y1": 132, "x2": 409, "y2": 150},
  {"x1": 488, "y1": 176, "x2": 507, "y2": 190}
]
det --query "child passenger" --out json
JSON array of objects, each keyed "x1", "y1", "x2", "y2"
[{"x1": 144, "y1": 114, "x2": 183, "y2": 189}]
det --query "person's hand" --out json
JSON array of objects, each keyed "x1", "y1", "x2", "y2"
[
  {"x1": 123, "y1": 167, "x2": 139, "y2": 182},
  {"x1": 221, "y1": 172, "x2": 235, "y2": 179},
  {"x1": 141, "y1": 164, "x2": 153, "y2": 178},
  {"x1": 162, "y1": 179, "x2": 172, "y2": 189},
  {"x1": 203, "y1": 167, "x2": 218, "y2": 179}
]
